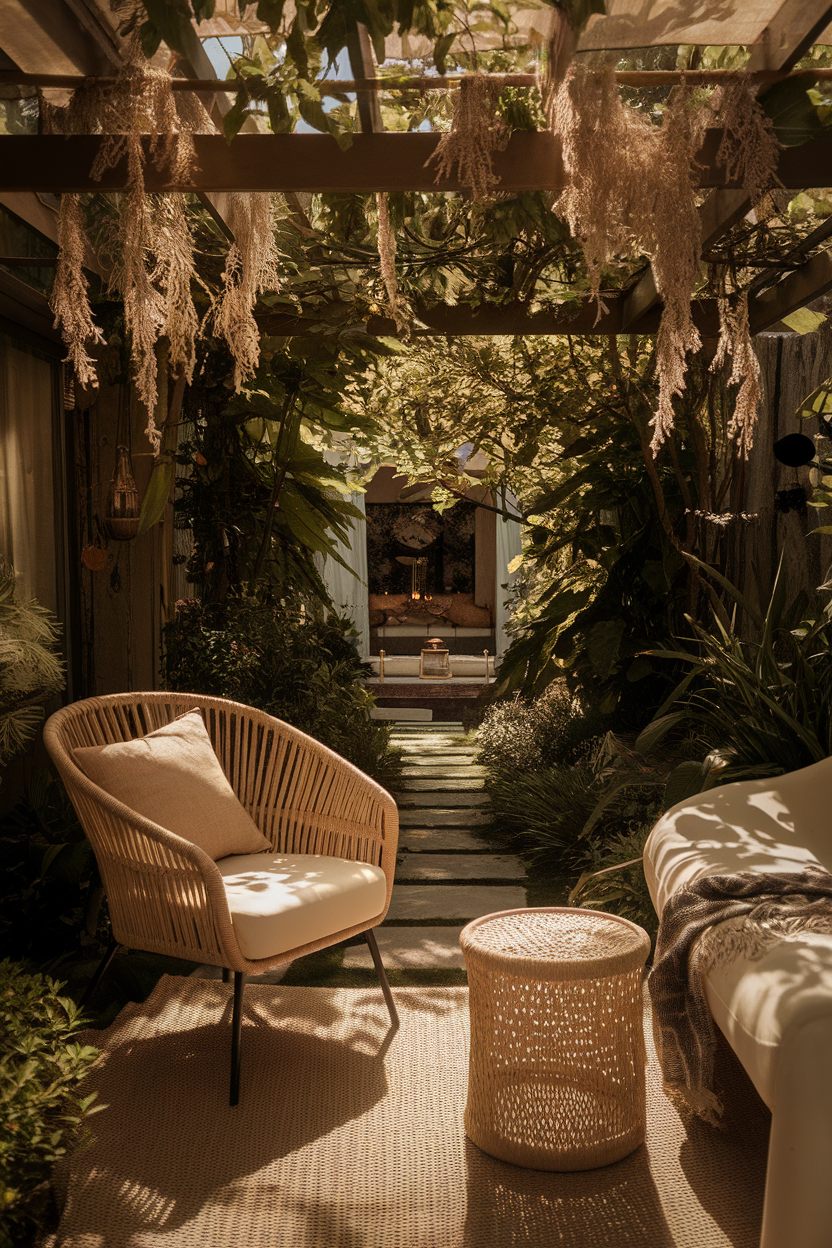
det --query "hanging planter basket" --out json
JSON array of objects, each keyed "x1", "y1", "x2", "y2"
[{"x1": 103, "y1": 444, "x2": 141, "y2": 541}]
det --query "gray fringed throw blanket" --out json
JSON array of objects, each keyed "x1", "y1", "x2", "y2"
[{"x1": 647, "y1": 864, "x2": 832, "y2": 1124}]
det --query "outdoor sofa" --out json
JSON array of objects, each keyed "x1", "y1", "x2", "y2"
[{"x1": 644, "y1": 757, "x2": 832, "y2": 1248}]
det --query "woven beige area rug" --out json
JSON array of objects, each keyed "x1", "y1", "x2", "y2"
[{"x1": 52, "y1": 976, "x2": 768, "y2": 1247}]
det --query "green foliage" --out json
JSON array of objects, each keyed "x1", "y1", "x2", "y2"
[
  {"x1": 486, "y1": 725, "x2": 663, "y2": 870},
  {"x1": 161, "y1": 593, "x2": 402, "y2": 789},
  {"x1": 488, "y1": 762, "x2": 600, "y2": 869},
  {"x1": 0, "y1": 961, "x2": 102, "y2": 1246},
  {"x1": 0, "y1": 565, "x2": 65, "y2": 772},
  {"x1": 130, "y1": 0, "x2": 546, "y2": 146},
  {"x1": 366, "y1": 335, "x2": 702, "y2": 715},
  {"x1": 174, "y1": 340, "x2": 375, "y2": 604},
  {"x1": 568, "y1": 826, "x2": 658, "y2": 943},
  {"x1": 481, "y1": 694, "x2": 662, "y2": 938},
  {"x1": 761, "y1": 74, "x2": 832, "y2": 146},
  {"x1": 644, "y1": 557, "x2": 832, "y2": 795},
  {"x1": 1, "y1": 770, "x2": 105, "y2": 966}
]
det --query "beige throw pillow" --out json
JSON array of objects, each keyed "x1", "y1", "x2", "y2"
[{"x1": 73, "y1": 710, "x2": 270, "y2": 861}]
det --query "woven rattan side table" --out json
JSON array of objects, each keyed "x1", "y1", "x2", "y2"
[{"x1": 460, "y1": 907, "x2": 650, "y2": 1171}]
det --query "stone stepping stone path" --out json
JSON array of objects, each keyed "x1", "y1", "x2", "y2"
[
  {"x1": 397, "y1": 790, "x2": 490, "y2": 807},
  {"x1": 347, "y1": 722, "x2": 528, "y2": 975},
  {"x1": 395, "y1": 853, "x2": 526, "y2": 881},
  {"x1": 343, "y1": 926, "x2": 467, "y2": 970},
  {"x1": 399, "y1": 808, "x2": 491, "y2": 827}
]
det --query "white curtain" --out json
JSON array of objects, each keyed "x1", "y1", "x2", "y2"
[
  {"x1": 495, "y1": 493, "x2": 523, "y2": 663},
  {"x1": 318, "y1": 492, "x2": 370, "y2": 659},
  {"x1": 0, "y1": 333, "x2": 58, "y2": 612}
]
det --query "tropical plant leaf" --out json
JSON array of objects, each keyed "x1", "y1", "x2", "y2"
[
  {"x1": 762, "y1": 75, "x2": 826, "y2": 146},
  {"x1": 137, "y1": 458, "x2": 175, "y2": 536},
  {"x1": 634, "y1": 711, "x2": 686, "y2": 756}
]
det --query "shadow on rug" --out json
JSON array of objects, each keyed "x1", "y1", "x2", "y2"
[{"x1": 51, "y1": 976, "x2": 768, "y2": 1247}]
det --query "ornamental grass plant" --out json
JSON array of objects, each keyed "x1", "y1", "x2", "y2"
[
  {"x1": 642, "y1": 556, "x2": 832, "y2": 800},
  {"x1": 476, "y1": 680, "x2": 603, "y2": 777}
]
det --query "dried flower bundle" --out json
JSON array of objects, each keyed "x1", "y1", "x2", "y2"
[
  {"x1": 643, "y1": 87, "x2": 709, "y2": 452},
  {"x1": 211, "y1": 193, "x2": 282, "y2": 390},
  {"x1": 46, "y1": 59, "x2": 208, "y2": 444},
  {"x1": 429, "y1": 74, "x2": 510, "y2": 201},
  {"x1": 47, "y1": 57, "x2": 281, "y2": 446},
  {"x1": 51, "y1": 193, "x2": 104, "y2": 390},
  {"x1": 375, "y1": 191, "x2": 407, "y2": 332},
  {"x1": 551, "y1": 64, "x2": 660, "y2": 307},
  {"x1": 550, "y1": 65, "x2": 770, "y2": 454},
  {"x1": 712, "y1": 289, "x2": 761, "y2": 458},
  {"x1": 711, "y1": 75, "x2": 781, "y2": 208}
]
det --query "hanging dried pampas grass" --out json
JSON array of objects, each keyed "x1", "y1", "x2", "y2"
[
  {"x1": 46, "y1": 56, "x2": 283, "y2": 446},
  {"x1": 551, "y1": 64, "x2": 659, "y2": 308},
  {"x1": 210, "y1": 193, "x2": 282, "y2": 390},
  {"x1": 429, "y1": 74, "x2": 510, "y2": 201},
  {"x1": 644, "y1": 86, "x2": 709, "y2": 452},
  {"x1": 712, "y1": 288, "x2": 761, "y2": 458},
  {"x1": 710, "y1": 75, "x2": 781, "y2": 209},
  {"x1": 46, "y1": 58, "x2": 210, "y2": 445},
  {"x1": 51, "y1": 193, "x2": 104, "y2": 390},
  {"x1": 552, "y1": 65, "x2": 706, "y2": 451},
  {"x1": 375, "y1": 192, "x2": 408, "y2": 332}
]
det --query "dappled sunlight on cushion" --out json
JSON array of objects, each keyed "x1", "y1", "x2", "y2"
[
  {"x1": 217, "y1": 853, "x2": 387, "y2": 960},
  {"x1": 644, "y1": 755, "x2": 832, "y2": 915}
]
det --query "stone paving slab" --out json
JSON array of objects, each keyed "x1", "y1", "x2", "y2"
[
  {"x1": 395, "y1": 790, "x2": 490, "y2": 808},
  {"x1": 397, "y1": 747, "x2": 475, "y2": 758},
  {"x1": 399, "y1": 777, "x2": 485, "y2": 792},
  {"x1": 343, "y1": 927, "x2": 466, "y2": 969},
  {"x1": 399, "y1": 808, "x2": 491, "y2": 826},
  {"x1": 395, "y1": 732, "x2": 472, "y2": 739},
  {"x1": 395, "y1": 853, "x2": 525, "y2": 881},
  {"x1": 391, "y1": 728, "x2": 466, "y2": 738},
  {"x1": 399, "y1": 756, "x2": 480, "y2": 768},
  {"x1": 399, "y1": 758, "x2": 483, "y2": 768},
  {"x1": 396, "y1": 740, "x2": 476, "y2": 749},
  {"x1": 385, "y1": 885, "x2": 526, "y2": 921},
  {"x1": 398, "y1": 828, "x2": 487, "y2": 851}
]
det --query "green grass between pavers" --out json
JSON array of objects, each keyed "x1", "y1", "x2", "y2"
[
  {"x1": 524, "y1": 869, "x2": 573, "y2": 909},
  {"x1": 278, "y1": 943, "x2": 468, "y2": 989}
]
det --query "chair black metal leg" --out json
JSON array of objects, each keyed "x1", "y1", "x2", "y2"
[
  {"x1": 364, "y1": 929, "x2": 399, "y2": 1029},
  {"x1": 230, "y1": 971, "x2": 245, "y2": 1106},
  {"x1": 80, "y1": 938, "x2": 120, "y2": 1009},
  {"x1": 222, "y1": 967, "x2": 230, "y2": 983}
]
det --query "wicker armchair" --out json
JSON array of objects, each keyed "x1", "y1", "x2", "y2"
[{"x1": 44, "y1": 692, "x2": 400, "y2": 1104}]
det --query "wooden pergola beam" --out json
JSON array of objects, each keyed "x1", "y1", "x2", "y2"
[
  {"x1": 0, "y1": 132, "x2": 558, "y2": 193},
  {"x1": 258, "y1": 297, "x2": 727, "y2": 338},
  {"x1": 3, "y1": 131, "x2": 832, "y2": 194},
  {"x1": 0, "y1": 0, "x2": 240, "y2": 247},
  {"x1": 750, "y1": 247, "x2": 832, "y2": 332},
  {"x1": 8, "y1": 66, "x2": 832, "y2": 94},
  {"x1": 259, "y1": 261, "x2": 832, "y2": 338}
]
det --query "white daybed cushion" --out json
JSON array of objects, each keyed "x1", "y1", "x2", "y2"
[
  {"x1": 644, "y1": 755, "x2": 832, "y2": 1108},
  {"x1": 217, "y1": 853, "x2": 387, "y2": 960}
]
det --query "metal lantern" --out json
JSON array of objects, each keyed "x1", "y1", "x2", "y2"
[
  {"x1": 103, "y1": 444, "x2": 141, "y2": 541},
  {"x1": 420, "y1": 637, "x2": 451, "y2": 680}
]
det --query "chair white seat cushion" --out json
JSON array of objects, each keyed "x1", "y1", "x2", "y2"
[
  {"x1": 217, "y1": 853, "x2": 388, "y2": 961},
  {"x1": 644, "y1": 755, "x2": 832, "y2": 1108}
]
